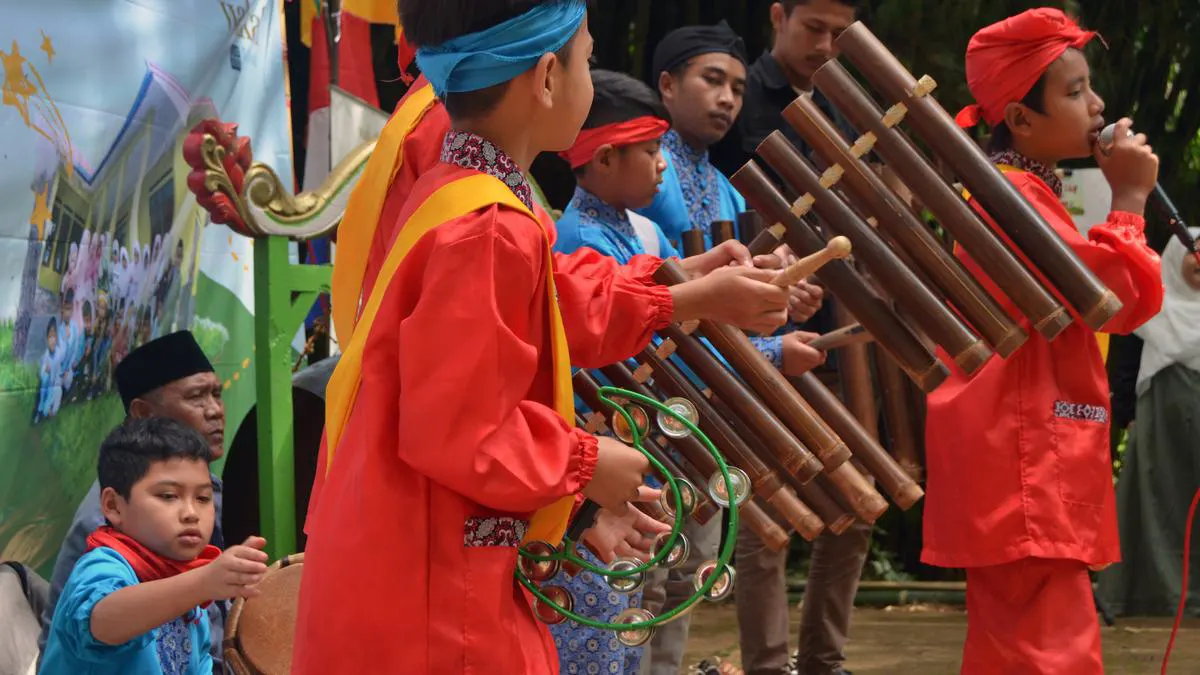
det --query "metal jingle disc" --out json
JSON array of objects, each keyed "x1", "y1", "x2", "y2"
[
  {"x1": 659, "y1": 479, "x2": 697, "y2": 520},
  {"x1": 614, "y1": 608, "x2": 656, "y2": 647},
  {"x1": 606, "y1": 557, "x2": 647, "y2": 594},
  {"x1": 518, "y1": 541, "x2": 561, "y2": 583},
  {"x1": 707, "y1": 467, "x2": 752, "y2": 508},
  {"x1": 693, "y1": 561, "x2": 736, "y2": 602},
  {"x1": 533, "y1": 585, "x2": 573, "y2": 625},
  {"x1": 652, "y1": 532, "x2": 691, "y2": 570},
  {"x1": 611, "y1": 403, "x2": 651, "y2": 444},
  {"x1": 657, "y1": 397, "x2": 699, "y2": 439}
]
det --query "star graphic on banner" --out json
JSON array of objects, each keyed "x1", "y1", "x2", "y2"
[
  {"x1": 29, "y1": 185, "x2": 52, "y2": 238},
  {"x1": 40, "y1": 31, "x2": 55, "y2": 63},
  {"x1": 1, "y1": 41, "x2": 36, "y2": 126}
]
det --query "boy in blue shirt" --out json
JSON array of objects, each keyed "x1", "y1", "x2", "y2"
[{"x1": 41, "y1": 417, "x2": 269, "y2": 675}]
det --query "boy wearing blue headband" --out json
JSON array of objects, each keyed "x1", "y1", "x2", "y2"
[{"x1": 294, "y1": 3, "x2": 794, "y2": 673}]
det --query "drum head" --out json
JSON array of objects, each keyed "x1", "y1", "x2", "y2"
[{"x1": 224, "y1": 553, "x2": 303, "y2": 675}]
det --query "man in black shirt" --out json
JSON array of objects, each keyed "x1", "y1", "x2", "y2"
[{"x1": 711, "y1": 3, "x2": 871, "y2": 675}]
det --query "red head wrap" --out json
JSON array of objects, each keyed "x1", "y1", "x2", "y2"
[
  {"x1": 559, "y1": 116, "x2": 671, "y2": 169},
  {"x1": 955, "y1": 8, "x2": 1100, "y2": 129}
]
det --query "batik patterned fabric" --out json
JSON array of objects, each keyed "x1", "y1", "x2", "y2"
[
  {"x1": 441, "y1": 130, "x2": 535, "y2": 209},
  {"x1": 155, "y1": 616, "x2": 194, "y2": 675},
  {"x1": 568, "y1": 188, "x2": 643, "y2": 262},
  {"x1": 548, "y1": 546, "x2": 644, "y2": 675},
  {"x1": 989, "y1": 149, "x2": 1062, "y2": 197},
  {"x1": 660, "y1": 129, "x2": 721, "y2": 239}
]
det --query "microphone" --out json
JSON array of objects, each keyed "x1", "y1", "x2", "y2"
[{"x1": 1099, "y1": 123, "x2": 1199, "y2": 263}]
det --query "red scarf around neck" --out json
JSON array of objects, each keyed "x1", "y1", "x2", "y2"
[{"x1": 87, "y1": 525, "x2": 220, "y2": 585}]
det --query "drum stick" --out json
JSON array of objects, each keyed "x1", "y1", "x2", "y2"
[
  {"x1": 772, "y1": 236, "x2": 852, "y2": 288},
  {"x1": 807, "y1": 323, "x2": 874, "y2": 351}
]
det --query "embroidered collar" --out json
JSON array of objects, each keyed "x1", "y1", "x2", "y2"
[
  {"x1": 661, "y1": 129, "x2": 721, "y2": 237},
  {"x1": 570, "y1": 187, "x2": 634, "y2": 237},
  {"x1": 989, "y1": 149, "x2": 1062, "y2": 197},
  {"x1": 440, "y1": 130, "x2": 534, "y2": 209}
]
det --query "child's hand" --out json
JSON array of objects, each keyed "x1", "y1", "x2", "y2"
[
  {"x1": 782, "y1": 331, "x2": 827, "y2": 376},
  {"x1": 584, "y1": 436, "x2": 650, "y2": 516},
  {"x1": 788, "y1": 281, "x2": 824, "y2": 323},
  {"x1": 682, "y1": 239, "x2": 755, "y2": 278},
  {"x1": 696, "y1": 266, "x2": 790, "y2": 334},
  {"x1": 1095, "y1": 118, "x2": 1159, "y2": 214},
  {"x1": 581, "y1": 486, "x2": 670, "y2": 563},
  {"x1": 200, "y1": 536, "x2": 269, "y2": 601}
]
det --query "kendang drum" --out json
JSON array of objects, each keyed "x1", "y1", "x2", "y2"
[{"x1": 224, "y1": 553, "x2": 304, "y2": 675}]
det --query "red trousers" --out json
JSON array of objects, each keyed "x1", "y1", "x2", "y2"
[{"x1": 963, "y1": 558, "x2": 1104, "y2": 675}]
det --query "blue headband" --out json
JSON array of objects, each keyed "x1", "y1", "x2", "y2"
[{"x1": 415, "y1": 1, "x2": 587, "y2": 98}]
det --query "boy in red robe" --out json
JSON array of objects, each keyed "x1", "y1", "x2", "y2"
[
  {"x1": 294, "y1": 2, "x2": 793, "y2": 673},
  {"x1": 925, "y1": 8, "x2": 1163, "y2": 674}
]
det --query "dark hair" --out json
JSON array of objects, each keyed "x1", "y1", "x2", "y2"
[
  {"x1": 98, "y1": 417, "x2": 212, "y2": 499},
  {"x1": 46, "y1": 316, "x2": 57, "y2": 337},
  {"x1": 397, "y1": 0, "x2": 581, "y2": 119},
  {"x1": 574, "y1": 69, "x2": 669, "y2": 176},
  {"x1": 781, "y1": 0, "x2": 863, "y2": 13},
  {"x1": 82, "y1": 300, "x2": 92, "y2": 319},
  {"x1": 584, "y1": 69, "x2": 668, "y2": 129},
  {"x1": 986, "y1": 75, "x2": 1047, "y2": 153}
]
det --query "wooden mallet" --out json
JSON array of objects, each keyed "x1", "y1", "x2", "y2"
[{"x1": 771, "y1": 235, "x2": 852, "y2": 288}]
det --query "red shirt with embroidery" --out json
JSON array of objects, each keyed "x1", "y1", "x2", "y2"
[
  {"x1": 294, "y1": 132, "x2": 674, "y2": 674},
  {"x1": 922, "y1": 163, "x2": 1162, "y2": 569}
]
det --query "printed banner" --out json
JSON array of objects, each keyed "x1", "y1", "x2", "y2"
[{"x1": 0, "y1": 0, "x2": 293, "y2": 574}]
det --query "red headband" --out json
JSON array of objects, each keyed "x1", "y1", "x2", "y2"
[
  {"x1": 560, "y1": 116, "x2": 670, "y2": 169},
  {"x1": 955, "y1": 8, "x2": 1099, "y2": 129}
]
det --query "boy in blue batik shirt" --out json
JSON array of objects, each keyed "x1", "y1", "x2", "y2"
[
  {"x1": 41, "y1": 417, "x2": 268, "y2": 675},
  {"x1": 553, "y1": 68, "x2": 759, "y2": 675}
]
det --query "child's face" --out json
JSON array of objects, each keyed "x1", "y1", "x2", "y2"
[
  {"x1": 538, "y1": 17, "x2": 596, "y2": 153},
  {"x1": 47, "y1": 329, "x2": 57, "y2": 352},
  {"x1": 101, "y1": 458, "x2": 214, "y2": 561},
  {"x1": 660, "y1": 53, "x2": 747, "y2": 149},
  {"x1": 1011, "y1": 49, "x2": 1106, "y2": 163},
  {"x1": 611, "y1": 139, "x2": 667, "y2": 210}
]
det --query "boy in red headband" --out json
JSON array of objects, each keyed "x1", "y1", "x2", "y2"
[
  {"x1": 40, "y1": 418, "x2": 268, "y2": 675},
  {"x1": 926, "y1": 8, "x2": 1162, "y2": 674}
]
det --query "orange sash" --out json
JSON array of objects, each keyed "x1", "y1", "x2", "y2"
[
  {"x1": 330, "y1": 81, "x2": 436, "y2": 344},
  {"x1": 324, "y1": 173, "x2": 578, "y2": 545}
]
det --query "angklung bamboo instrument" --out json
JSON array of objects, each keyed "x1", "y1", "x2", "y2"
[
  {"x1": 596, "y1": 363, "x2": 792, "y2": 552},
  {"x1": 681, "y1": 230, "x2": 706, "y2": 258},
  {"x1": 730, "y1": 161, "x2": 950, "y2": 392},
  {"x1": 783, "y1": 95, "x2": 1027, "y2": 357},
  {"x1": 790, "y1": 372, "x2": 923, "y2": 510},
  {"x1": 833, "y1": 22, "x2": 1122, "y2": 331},
  {"x1": 654, "y1": 258, "x2": 889, "y2": 523},
  {"x1": 638, "y1": 346, "x2": 826, "y2": 541},
  {"x1": 875, "y1": 354, "x2": 924, "y2": 482},
  {"x1": 810, "y1": 59, "x2": 1072, "y2": 341},
  {"x1": 756, "y1": 132, "x2": 994, "y2": 375},
  {"x1": 712, "y1": 220, "x2": 737, "y2": 245}
]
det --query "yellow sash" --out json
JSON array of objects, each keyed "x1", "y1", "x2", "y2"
[
  {"x1": 959, "y1": 163, "x2": 1109, "y2": 361},
  {"x1": 324, "y1": 173, "x2": 578, "y2": 545},
  {"x1": 331, "y1": 82, "x2": 437, "y2": 344}
]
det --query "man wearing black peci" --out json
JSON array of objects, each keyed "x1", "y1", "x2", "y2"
[{"x1": 710, "y1": 2, "x2": 872, "y2": 675}]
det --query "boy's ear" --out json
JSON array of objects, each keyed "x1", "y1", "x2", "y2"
[
  {"x1": 594, "y1": 144, "x2": 617, "y2": 171},
  {"x1": 1003, "y1": 102, "x2": 1036, "y2": 139},
  {"x1": 99, "y1": 486, "x2": 126, "y2": 528},
  {"x1": 531, "y1": 52, "x2": 559, "y2": 110}
]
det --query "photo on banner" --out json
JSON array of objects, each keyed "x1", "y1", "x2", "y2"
[{"x1": 0, "y1": 0, "x2": 293, "y2": 574}]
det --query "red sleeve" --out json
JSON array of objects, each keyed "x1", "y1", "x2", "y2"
[
  {"x1": 552, "y1": 249, "x2": 675, "y2": 368},
  {"x1": 1021, "y1": 176, "x2": 1163, "y2": 333},
  {"x1": 396, "y1": 211, "x2": 599, "y2": 513}
]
